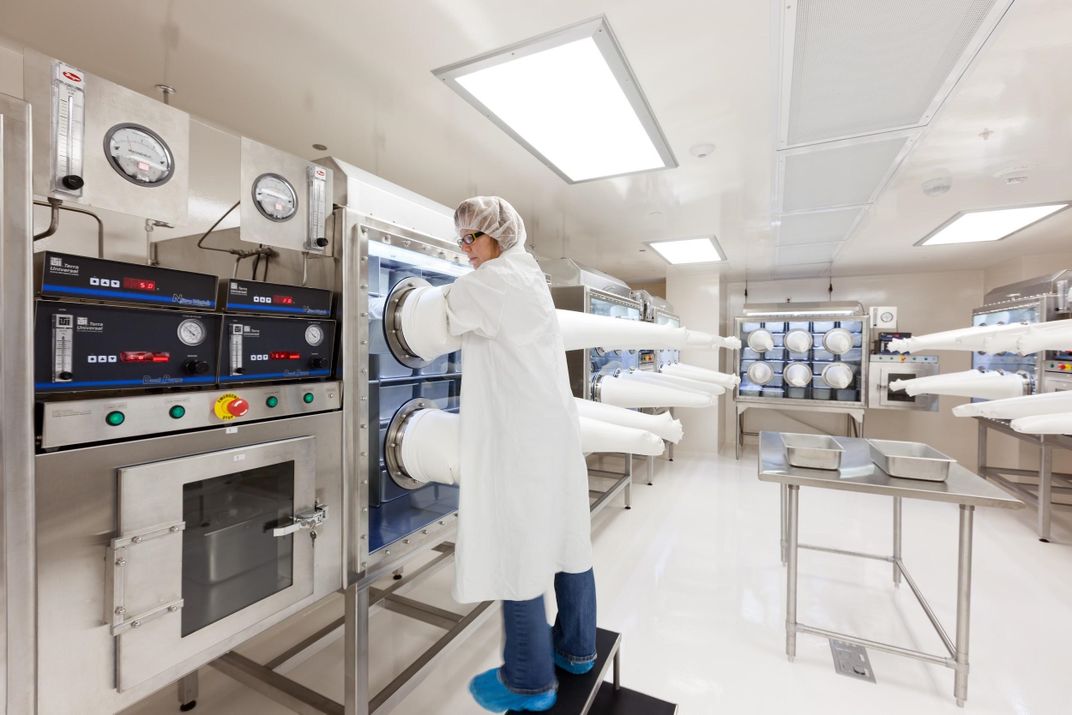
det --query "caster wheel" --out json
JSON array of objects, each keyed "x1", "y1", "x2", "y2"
[
  {"x1": 625, "y1": 506, "x2": 632, "y2": 510},
  {"x1": 1039, "y1": 538, "x2": 1050, "y2": 543},
  {"x1": 393, "y1": 574, "x2": 403, "y2": 580},
  {"x1": 179, "y1": 701, "x2": 197, "y2": 712}
]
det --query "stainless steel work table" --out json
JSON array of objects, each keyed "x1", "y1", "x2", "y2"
[{"x1": 757, "y1": 431, "x2": 1023, "y2": 707}]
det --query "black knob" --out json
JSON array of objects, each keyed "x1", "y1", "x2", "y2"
[
  {"x1": 313, "y1": 237, "x2": 328, "y2": 248},
  {"x1": 183, "y1": 359, "x2": 210, "y2": 375},
  {"x1": 232, "y1": 367, "x2": 245, "y2": 375},
  {"x1": 61, "y1": 175, "x2": 84, "y2": 191},
  {"x1": 58, "y1": 371, "x2": 73, "y2": 381},
  {"x1": 309, "y1": 356, "x2": 327, "y2": 369}
]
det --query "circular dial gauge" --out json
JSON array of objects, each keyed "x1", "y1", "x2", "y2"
[
  {"x1": 880, "y1": 311, "x2": 895, "y2": 323},
  {"x1": 104, "y1": 124, "x2": 174, "y2": 186},
  {"x1": 252, "y1": 173, "x2": 298, "y2": 222},
  {"x1": 304, "y1": 324, "x2": 325, "y2": 346},
  {"x1": 177, "y1": 318, "x2": 206, "y2": 346}
]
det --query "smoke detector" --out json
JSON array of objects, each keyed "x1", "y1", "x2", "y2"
[
  {"x1": 922, "y1": 174, "x2": 952, "y2": 197},
  {"x1": 689, "y1": 143, "x2": 716, "y2": 158}
]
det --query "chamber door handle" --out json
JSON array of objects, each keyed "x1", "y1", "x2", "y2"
[{"x1": 271, "y1": 503, "x2": 328, "y2": 538}]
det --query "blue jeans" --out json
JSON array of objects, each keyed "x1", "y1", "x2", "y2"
[{"x1": 500, "y1": 569, "x2": 597, "y2": 694}]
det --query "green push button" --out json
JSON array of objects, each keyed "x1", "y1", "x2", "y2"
[
  {"x1": 266, "y1": 395, "x2": 279, "y2": 408},
  {"x1": 302, "y1": 392, "x2": 315, "y2": 404},
  {"x1": 168, "y1": 405, "x2": 186, "y2": 419},
  {"x1": 105, "y1": 411, "x2": 125, "y2": 427}
]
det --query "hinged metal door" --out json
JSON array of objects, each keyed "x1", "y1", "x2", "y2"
[{"x1": 111, "y1": 436, "x2": 319, "y2": 691}]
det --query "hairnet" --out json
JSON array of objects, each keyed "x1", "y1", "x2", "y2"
[{"x1": 454, "y1": 196, "x2": 527, "y2": 251}]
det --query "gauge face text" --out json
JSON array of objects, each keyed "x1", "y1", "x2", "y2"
[
  {"x1": 105, "y1": 123, "x2": 175, "y2": 186},
  {"x1": 252, "y1": 173, "x2": 298, "y2": 221},
  {"x1": 305, "y1": 324, "x2": 325, "y2": 346},
  {"x1": 177, "y1": 318, "x2": 206, "y2": 346}
]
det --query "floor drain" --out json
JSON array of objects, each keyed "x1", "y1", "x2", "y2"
[{"x1": 829, "y1": 639, "x2": 876, "y2": 683}]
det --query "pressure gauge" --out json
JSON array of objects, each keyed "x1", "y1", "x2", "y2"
[
  {"x1": 177, "y1": 318, "x2": 207, "y2": 346},
  {"x1": 252, "y1": 173, "x2": 298, "y2": 222},
  {"x1": 104, "y1": 123, "x2": 174, "y2": 186},
  {"x1": 304, "y1": 324, "x2": 325, "y2": 346}
]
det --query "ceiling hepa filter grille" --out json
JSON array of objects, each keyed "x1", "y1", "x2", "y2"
[
  {"x1": 785, "y1": 0, "x2": 1003, "y2": 146},
  {"x1": 779, "y1": 132, "x2": 912, "y2": 212},
  {"x1": 776, "y1": 242, "x2": 841, "y2": 265},
  {"x1": 777, "y1": 206, "x2": 865, "y2": 245}
]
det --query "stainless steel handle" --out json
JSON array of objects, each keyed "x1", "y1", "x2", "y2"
[{"x1": 271, "y1": 503, "x2": 328, "y2": 538}]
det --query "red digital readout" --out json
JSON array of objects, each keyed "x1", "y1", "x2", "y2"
[
  {"x1": 122, "y1": 277, "x2": 157, "y2": 291},
  {"x1": 120, "y1": 351, "x2": 170, "y2": 363},
  {"x1": 269, "y1": 352, "x2": 301, "y2": 360},
  {"x1": 271, "y1": 295, "x2": 295, "y2": 305}
]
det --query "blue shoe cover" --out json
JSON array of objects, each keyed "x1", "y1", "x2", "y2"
[
  {"x1": 554, "y1": 652, "x2": 595, "y2": 675},
  {"x1": 468, "y1": 668, "x2": 557, "y2": 713}
]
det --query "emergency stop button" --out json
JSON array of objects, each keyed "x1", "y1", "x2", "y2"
[{"x1": 213, "y1": 393, "x2": 250, "y2": 420}]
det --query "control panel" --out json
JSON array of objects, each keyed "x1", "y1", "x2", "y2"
[
  {"x1": 222, "y1": 279, "x2": 332, "y2": 317},
  {"x1": 38, "y1": 381, "x2": 341, "y2": 449},
  {"x1": 34, "y1": 301, "x2": 221, "y2": 392},
  {"x1": 220, "y1": 315, "x2": 336, "y2": 383},
  {"x1": 37, "y1": 251, "x2": 217, "y2": 309}
]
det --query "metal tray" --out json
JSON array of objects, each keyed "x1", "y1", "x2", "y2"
[
  {"x1": 781, "y1": 433, "x2": 845, "y2": 470},
  {"x1": 868, "y1": 439, "x2": 955, "y2": 482}
]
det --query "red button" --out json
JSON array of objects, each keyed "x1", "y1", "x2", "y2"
[{"x1": 227, "y1": 398, "x2": 250, "y2": 417}]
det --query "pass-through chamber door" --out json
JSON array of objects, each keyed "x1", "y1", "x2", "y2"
[{"x1": 110, "y1": 436, "x2": 319, "y2": 691}]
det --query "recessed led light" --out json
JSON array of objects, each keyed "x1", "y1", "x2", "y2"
[
  {"x1": 647, "y1": 237, "x2": 725, "y2": 265},
  {"x1": 312, "y1": 143, "x2": 328, "y2": 151},
  {"x1": 916, "y1": 202, "x2": 1070, "y2": 246},
  {"x1": 433, "y1": 17, "x2": 676, "y2": 183}
]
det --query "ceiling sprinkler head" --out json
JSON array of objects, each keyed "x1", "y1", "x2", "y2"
[
  {"x1": 689, "y1": 143, "x2": 716, "y2": 159},
  {"x1": 154, "y1": 84, "x2": 176, "y2": 105}
]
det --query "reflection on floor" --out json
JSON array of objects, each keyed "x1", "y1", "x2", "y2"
[{"x1": 123, "y1": 448, "x2": 1072, "y2": 715}]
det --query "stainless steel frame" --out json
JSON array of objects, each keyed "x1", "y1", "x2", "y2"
[
  {"x1": 0, "y1": 92, "x2": 36, "y2": 715},
  {"x1": 760, "y1": 432, "x2": 1023, "y2": 707},
  {"x1": 975, "y1": 417, "x2": 1072, "y2": 542}
]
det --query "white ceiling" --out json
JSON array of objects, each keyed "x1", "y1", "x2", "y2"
[{"x1": 0, "y1": 0, "x2": 1068, "y2": 284}]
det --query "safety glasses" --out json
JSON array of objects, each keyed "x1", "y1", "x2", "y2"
[{"x1": 457, "y1": 231, "x2": 485, "y2": 247}]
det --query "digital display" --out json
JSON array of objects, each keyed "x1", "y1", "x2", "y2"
[
  {"x1": 269, "y1": 351, "x2": 301, "y2": 360},
  {"x1": 272, "y1": 295, "x2": 295, "y2": 305},
  {"x1": 122, "y1": 277, "x2": 157, "y2": 291}
]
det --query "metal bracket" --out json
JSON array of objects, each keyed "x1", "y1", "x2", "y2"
[
  {"x1": 271, "y1": 503, "x2": 329, "y2": 537},
  {"x1": 108, "y1": 520, "x2": 186, "y2": 635}
]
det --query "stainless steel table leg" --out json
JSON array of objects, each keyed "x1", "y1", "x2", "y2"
[
  {"x1": 736, "y1": 409, "x2": 742, "y2": 460},
  {"x1": 976, "y1": 419, "x2": 987, "y2": 475},
  {"x1": 1039, "y1": 439, "x2": 1053, "y2": 542},
  {"x1": 647, "y1": 455, "x2": 654, "y2": 485},
  {"x1": 177, "y1": 671, "x2": 199, "y2": 711},
  {"x1": 345, "y1": 584, "x2": 371, "y2": 715},
  {"x1": 893, "y1": 497, "x2": 902, "y2": 587},
  {"x1": 786, "y1": 485, "x2": 800, "y2": 661},
  {"x1": 780, "y1": 484, "x2": 788, "y2": 566},
  {"x1": 954, "y1": 505, "x2": 975, "y2": 707}
]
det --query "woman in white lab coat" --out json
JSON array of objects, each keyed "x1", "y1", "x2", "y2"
[{"x1": 445, "y1": 197, "x2": 595, "y2": 712}]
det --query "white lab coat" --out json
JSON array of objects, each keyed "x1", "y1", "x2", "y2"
[{"x1": 443, "y1": 245, "x2": 593, "y2": 603}]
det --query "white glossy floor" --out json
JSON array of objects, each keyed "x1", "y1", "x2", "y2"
[{"x1": 124, "y1": 449, "x2": 1072, "y2": 715}]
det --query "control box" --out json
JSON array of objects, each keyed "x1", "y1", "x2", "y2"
[
  {"x1": 34, "y1": 301, "x2": 222, "y2": 392},
  {"x1": 36, "y1": 251, "x2": 217, "y2": 309},
  {"x1": 219, "y1": 315, "x2": 336, "y2": 384},
  {"x1": 221, "y1": 279, "x2": 332, "y2": 317}
]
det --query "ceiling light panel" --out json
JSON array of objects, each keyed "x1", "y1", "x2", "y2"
[
  {"x1": 780, "y1": 0, "x2": 1010, "y2": 147},
  {"x1": 776, "y1": 206, "x2": 866, "y2": 245},
  {"x1": 777, "y1": 131, "x2": 914, "y2": 212},
  {"x1": 917, "y1": 203, "x2": 1071, "y2": 246},
  {"x1": 434, "y1": 17, "x2": 677, "y2": 183},
  {"x1": 648, "y1": 237, "x2": 725, "y2": 265}
]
